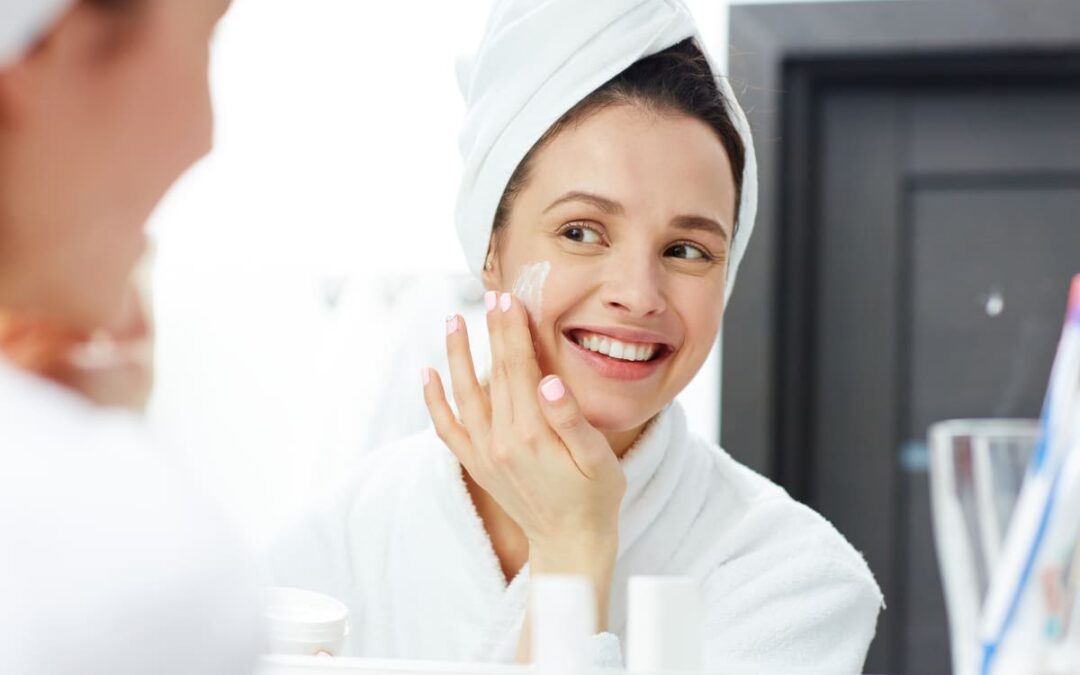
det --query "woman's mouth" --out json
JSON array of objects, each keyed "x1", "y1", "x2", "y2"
[{"x1": 563, "y1": 328, "x2": 673, "y2": 381}]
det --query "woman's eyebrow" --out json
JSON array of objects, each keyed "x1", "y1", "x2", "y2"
[
  {"x1": 672, "y1": 215, "x2": 730, "y2": 243},
  {"x1": 543, "y1": 191, "x2": 625, "y2": 216}
]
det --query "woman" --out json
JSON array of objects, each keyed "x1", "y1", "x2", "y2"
[
  {"x1": 0, "y1": 1, "x2": 261, "y2": 673},
  {"x1": 271, "y1": 0, "x2": 883, "y2": 671}
]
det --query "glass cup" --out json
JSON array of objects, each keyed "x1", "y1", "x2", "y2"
[{"x1": 929, "y1": 419, "x2": 1041, "y2": 675}]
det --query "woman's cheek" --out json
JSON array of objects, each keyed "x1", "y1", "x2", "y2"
[
  {"x1": 511, "y1": 261, "x2": 551, "y2": 325},
  {"x1": 674, "y1": 279, "x2": 726, "y2": 368},
  {"x1": 531, "y1": 260, "x2": 594, "y2": 370}
]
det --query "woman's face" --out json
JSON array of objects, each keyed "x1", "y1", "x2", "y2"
[
  {"x1": 0, "y1": 0, "x2": 230, "y2": 330},
  {"x1": 486, "y1": 104, "x2": 738, "y2": 447}
]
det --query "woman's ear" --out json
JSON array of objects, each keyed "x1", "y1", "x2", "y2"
[{"x1": 481, "y1": 236, "x2": 503, "y2": 291}]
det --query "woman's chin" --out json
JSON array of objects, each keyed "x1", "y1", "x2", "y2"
[
  {"x1": 579, "y1": 397, "x2": 659, "y2": 441},
  {"x1": 552, "y1": 367, "x2": 667, "y2": 443}
]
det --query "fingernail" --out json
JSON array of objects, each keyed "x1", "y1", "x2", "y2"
[
  {"x1": 446, "y1": 315, "x2": 459, "y2": 335},
  {"x1": 540, "y1": 377, "x2": 565, "y2": 402},
  {"x1": 421, "y1": 367, "x2": 431, "y2": 386},
  {"x1": 500, "y1": 292, "x2": 512, "y2": 313},
  {"x1": 484, "y1": 291, "x2": 497, "y2": 312}
]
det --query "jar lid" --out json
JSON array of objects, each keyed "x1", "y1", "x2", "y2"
[{"x1": 265, "y1": 587, "x2": 349, "y2": 641}]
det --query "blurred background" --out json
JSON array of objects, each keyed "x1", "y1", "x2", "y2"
[{"x1": 144, "y1": 1, "x2": 1080, "y2": 673}]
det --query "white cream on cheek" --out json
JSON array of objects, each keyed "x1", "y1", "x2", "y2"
[{"x1": 511, "y1": 261, "x2": 551, "y2": 324}]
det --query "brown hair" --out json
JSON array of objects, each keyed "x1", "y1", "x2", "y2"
[{"x1": 489, "y1": 38, "x2": 746, "y2": 257}]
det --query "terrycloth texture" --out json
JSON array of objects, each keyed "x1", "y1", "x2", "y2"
[
  {"x1": 0, "y1": 0, "x2": 73, "y2": 67},
  {"x1": 455, "y1": 0, "x2": 758, "y2": 305},
  {"x1": 269, "y1": 401, "x2": 883, "y2": 672},
  {"x1": 0, "y1": 357, "x2": 263, "y2": 675}
]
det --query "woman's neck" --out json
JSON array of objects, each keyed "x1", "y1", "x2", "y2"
[{"x1": 604, "y1": 424, "x2": 648, "y2": 458}]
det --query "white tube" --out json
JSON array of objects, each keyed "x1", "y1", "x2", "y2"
[
  {"x1": 626, "y1": 576, "x2": 703, "y2": 673},
  {"x1": 531, "y1": 574, "x2": 594, "y2": 675}
]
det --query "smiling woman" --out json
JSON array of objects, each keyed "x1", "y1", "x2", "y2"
[{"x1": 270, "y1": 0, "x2": 882, "y2": 672}]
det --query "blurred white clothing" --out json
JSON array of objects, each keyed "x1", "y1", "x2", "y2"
[{"x1": 0, "y1": 356, "x2": 263, "y2": 674}]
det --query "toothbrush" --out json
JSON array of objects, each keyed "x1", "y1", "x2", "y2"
[{"x1": 978, "y1": 275, "x2": 1080, "y2": 675}]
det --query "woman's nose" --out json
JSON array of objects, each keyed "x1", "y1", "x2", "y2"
[{"x1": 600, "y1": 254, "x2": 667, "y2": 319}]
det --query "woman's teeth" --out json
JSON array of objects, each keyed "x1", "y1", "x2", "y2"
[{"x1": 573, "y1": 333, "x2": 660, "y2": 362}]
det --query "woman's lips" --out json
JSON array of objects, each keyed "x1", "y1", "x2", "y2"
[{"x1": 562, "y1": 329, "x2": 674, "y2": 382}]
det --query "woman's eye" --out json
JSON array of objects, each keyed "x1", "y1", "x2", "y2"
[
  {"x1": 563, "y1": 224, "x2": 603, "y2": 244},
  {"x1": 666, "y1": 242, "x2": 710, "y2": 260}
]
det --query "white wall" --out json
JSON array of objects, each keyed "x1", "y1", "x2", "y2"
[{"x1": 150, "y1": 0, "x2": 491, "y2": 545}]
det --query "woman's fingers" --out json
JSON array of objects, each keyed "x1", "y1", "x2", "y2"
[
  {"x1": 495, "y1": 293, "x2": 547, "y2": 431},
  {"x1": 485, "y1": 291, "x2": 513, "y2": 424},
  {"x1": 537, "y1": 376, "x2": 616, "y2": 479},
  {"x1": 422, "y1": 367, "x2": 474, "y2": 466},
  {"x1": 445, "y1": 313, "x2": 490, "y2": 435}
]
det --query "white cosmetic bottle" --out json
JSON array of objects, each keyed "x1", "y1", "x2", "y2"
[
  {"x1": 531, "y1": 574, "x2": 595, "y2": 675},
  {"x1": 627, "y1": 576, "x2": 703, "y2": 673}
]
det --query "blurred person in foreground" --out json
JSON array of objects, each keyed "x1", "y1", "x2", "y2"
[
  {"x1": 0, "y1": 280, "x2": 153, "y2": 412},
  {"x1": 0, "y1": 1, "x2": 262, "y2": 673}
]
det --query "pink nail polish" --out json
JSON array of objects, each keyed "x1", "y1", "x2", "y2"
[
  {"x1": 540, "y1": 377, "x2": 565, "y2": 402},
  {"x1": 421, "y1": 368, "x2": 431, "y2": 386},
  {"x1": 446, "y1": 315, "x2": 459, "y2": 335},
  {"x1": 499, "y1": 293, "x2": 512, "y2": 312},
  {"x1": 484, "y1": 291, "x2": 497, "y2": 312}
]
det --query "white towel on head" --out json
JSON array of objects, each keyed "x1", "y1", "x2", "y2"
[
  {"x1": 0, "y1": 0, "x2": 74, "y2": 68},
  {"x1": 455, "y1": 0, "x2": 758, "y2": 304}
]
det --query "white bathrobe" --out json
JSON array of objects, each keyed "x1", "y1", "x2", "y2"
[
  {"x1": 269, "y1": 401, "x2": 883, "y2": 672},
  {"x1": 0, "y1": 357, "x2": 263, "y2": 675}
]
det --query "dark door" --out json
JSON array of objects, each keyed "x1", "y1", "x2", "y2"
[{"x1": 805, "y1": 74, "x2": 1080, "y2": 673}]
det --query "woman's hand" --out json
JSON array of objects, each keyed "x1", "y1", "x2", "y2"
[{"x1": 422, "y1": 291, "x2": 626, "y2": 628}]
